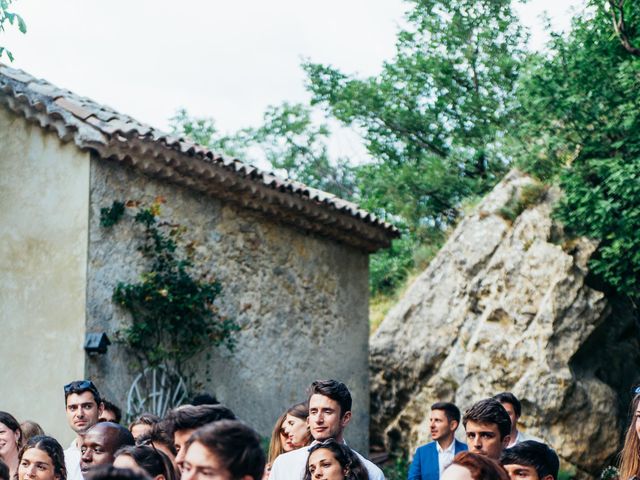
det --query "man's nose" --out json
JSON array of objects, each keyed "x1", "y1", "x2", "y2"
[
  {"x1": 176, "y1": 450, "x2": 186, "y2": 473},
  {"x1": 181, "y1": 468, "x2": 194, "y2": 480},
  {"x1": 25, "y1": 465, "x2": 38, "y2": 477}
]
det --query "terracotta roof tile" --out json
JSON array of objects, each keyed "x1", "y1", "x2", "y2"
[{"x1": 0, "y1": 63, "x2": 399, "y2": 251}]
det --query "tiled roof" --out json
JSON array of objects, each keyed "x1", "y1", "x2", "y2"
[{"x1": 0, "y1": 64, "x2": 399, "y2": 252}]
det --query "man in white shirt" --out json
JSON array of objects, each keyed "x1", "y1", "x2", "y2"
[
  {"x1": 269, "y1": 379, "x2": 384, "y2": 480},
  {"x1": 408, "y1": 402, "x2": 468, "y2": 480},
  {"x1": 63, "y1": 380, "x2": 104, "y2": 480},
  {"x1": 493, "y1": 393, "x2": 541, "y2": 448}
]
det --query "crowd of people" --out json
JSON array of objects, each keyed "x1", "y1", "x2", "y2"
[{"x1": 0, "y1": 379, "x2": 638, "y2": 480}]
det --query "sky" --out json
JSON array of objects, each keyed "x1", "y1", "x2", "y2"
[{"x1": 2, "y1": 0, "x2": 584, "y2": 163}]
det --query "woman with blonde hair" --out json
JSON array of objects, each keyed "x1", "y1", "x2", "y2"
[
  {"x1": 619, "y1": 391, "x2": 640, "y2": 480},
  {"x1": 265, "y1": 403, "x2": 311, "y2": 478}
]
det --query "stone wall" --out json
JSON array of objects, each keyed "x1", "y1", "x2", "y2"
[
  {"x1": 86, "y1": 156, "x2": 371, "y2": 451},
  {"x1": 370, "y1": 170, "x2": 640, "y2": 477},
  {"x1": 0, "y1": 108, "x2": 88, "y2": 444}
]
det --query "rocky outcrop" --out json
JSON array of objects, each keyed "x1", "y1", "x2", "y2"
[{"x1": 370, "y1": 170, "x2": 639, "y2": 476}]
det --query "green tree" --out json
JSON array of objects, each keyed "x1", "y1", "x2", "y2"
[
  {"x1": 304, "y1": 0, "x2": 526, "y2": 292},
  {"x1": 512, "y1": 1, "x2": 640, "y2": 300},
  {"x1": 0, "y1": 0, "x2": 26, "y2": 62}
]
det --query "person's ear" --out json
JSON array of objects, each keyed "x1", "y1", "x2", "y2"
[
  {"x1": 341, "y1": 411, "x2": 352, "y2": 428},
  {"x1": 450, "y1": 419, "x2": 459, "y2": 431},
  {"x1": 14, "y1": 429, "x2": 20, "y2": 446},
  {"x1": 97, "y1": 401, "x2": 105, "y2": 416},
  {"x1": 153, "y1": 475, "x2": 166, "y2": 480},
  {"x1": 541, "y1": 475, "x2": 554, "y2": 480},
  {"x1": 501, "y1": 434, "x2": 511, "y2": 448},
  {"x1": 240, "y1": 475, "x2": 254, "y2": 480}
]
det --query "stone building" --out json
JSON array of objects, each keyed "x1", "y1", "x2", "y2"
[{"x1": 0, "y1": 64, "x2": 398, "y2": 449}]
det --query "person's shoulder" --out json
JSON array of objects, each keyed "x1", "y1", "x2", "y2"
[
  {"x1": 415, "y1": 441, "x2": 437, "y2": 454},
  {"x1": 270, "y1": 446, "x2": 310, "y2": 479},
  {"x1": 518, "y1": 431, "x2": 544, "y2": 444},
  {"x1": 454, "y1": 439, "x2": 468, "y2": 451},
  {"x1": 353, "y1": 450, "x2": 385, "y2": 480}
]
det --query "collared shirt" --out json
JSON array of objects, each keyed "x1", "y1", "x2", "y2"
[
  {"x1": 270, "y1": 441, "x2": 385, "y2": 480},
  {"x1": 64, "y1": 438, "x2": 84, "y2": 480},
  {"x1": 436, "y1": 439, "x2": 456, "y2": 477}
]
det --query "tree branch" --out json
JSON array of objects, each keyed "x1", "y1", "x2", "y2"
[{"x1": 608, "y1": 0, "x2": 640, "y2": 56}]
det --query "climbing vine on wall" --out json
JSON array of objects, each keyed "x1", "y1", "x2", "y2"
[{"x1": 100, "y1": 197, "x2": 239, "y2": 382}]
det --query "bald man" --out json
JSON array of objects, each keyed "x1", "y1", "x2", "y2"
[{"x1": 80, "y1": 422, "x2": 135, "y2": 475}]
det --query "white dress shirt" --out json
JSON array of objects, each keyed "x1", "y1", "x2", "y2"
[
  {"x1": 270, "y1": 442, "x2": 385, "y2": 480},
  {"x1": 436, "y1": 439, "x2": 456, "y2": 477},
  {"x1": 64, "y1": 439, "x2": 84, "y2": 480}
]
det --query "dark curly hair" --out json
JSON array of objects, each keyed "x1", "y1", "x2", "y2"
[
  {"x1": 17, "y1": 435, "x2": 66, "y2": 480},
  {"x1": 303, "y1": 440, "x2": 368, "y2": 480}
]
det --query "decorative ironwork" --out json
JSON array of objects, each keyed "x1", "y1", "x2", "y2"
[{"x1": 127, "y1": 366, "x2": 187, "y2": 419}]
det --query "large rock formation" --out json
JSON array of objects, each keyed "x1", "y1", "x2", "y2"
[{"x1": 370, "y1": 170, "x2": 640, "y2": 476}]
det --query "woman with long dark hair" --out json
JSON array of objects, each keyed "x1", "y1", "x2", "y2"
[
  {"x1": 16, "y1": 435, "x2": 66, "y2": 480},
  {"x1": 0, "y1": 412, "x2": 22, "y2": 479},
  {"x1": 303, "y1": 440, "x2": 368, "y2": 480}
]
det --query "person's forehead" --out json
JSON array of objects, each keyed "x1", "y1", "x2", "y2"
[
  {"x1": 501, "y1": 402, "x2": 516, "y2": 413},
  {"x1": 22, "y1": 447, "x2": 53, "y2": 464},
  {"x1": 466, "y1": 420, "x2": 500, "y2": 433},
  {"x1": 84, "y1": 426, "x2": 118, "y2": 446},
  {"x1": 309, "y1": 394, "x2": 339, "y2": 409},
  {"x1": 184, "y1": 441, "x2": 220, "y2": 466},
  {"x1": 175, "y1": 428, "x2": 196, "y2": 441},
  {"x1": 66, "y1": 391, "x2": 97, "y2": 406},
  {"x1": 430, "y1": 409, "x2": 447, "y2": 419},
  {"x1": 309, "y1": 448, "x2": 334, "y2": 463},
  {"x1": 504, "y1": 464, "x2": 538, "y2": 476}
]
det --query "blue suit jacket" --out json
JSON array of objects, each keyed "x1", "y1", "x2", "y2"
[{"x1": 408, "y1": 439, "x2": 468, "y2": 480}]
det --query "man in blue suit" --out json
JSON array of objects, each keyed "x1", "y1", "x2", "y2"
[{"x1": 408, "y1": 402, "x2": 467, "y2": 480}]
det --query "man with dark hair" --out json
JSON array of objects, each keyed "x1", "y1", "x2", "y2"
[
  {"x1": 80, "y1": 422, "x2": 135, "y2": 474},
  {"x1": 270, "y1": 379, "x2": 384, "y2": 480},
  {"x1": 85, "y1": 465, "x2": 151, "y2": 480},
  {"x1": 183, "y1": 420, "x2": 265, "y2": 480},
  {"x1": 136, "y1": 423, "x2": 177, "y2": 461},
  {"x1": 64, "y1": 380, "x2": 105, "y2": 480},
  {"x1": 500, "y1": 441, "x2": 559, "y2": 480},
  {"x1": 463, "y1": 398, "x2": 511, "y2": 460},
  {"x1": 99, "y1": 400, "x2": 122, "y2": 424},
  {"x1": 408, "y1": 402, "x2": 467, "y2": 480},
  {"x1": 164, "y1": 403, "x2": 236, "y2": 472},
  {"x1": 189, "y1": 393, "x2": 219, "y2": 406},
  {"x1": 494, "y1": 393, "x2": 540, "y2": 448}
]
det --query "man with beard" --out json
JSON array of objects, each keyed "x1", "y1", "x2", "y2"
[
  {"x1": 64, "y1": 380, "x2": 105, "y2": 480},
  {"x1": 409, "y1": 402, "x2": 467, "y2": 480}
]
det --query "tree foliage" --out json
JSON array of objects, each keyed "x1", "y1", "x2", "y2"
[
  {"x1": 0, "y1": 0, "x2": 26, "y2": 62},
  {"x1": 303, "y1": 0, "x2": 526, "y2": 292},
  {"x1": 513, "y1": 1, "x2": 640, "y2": 300}
]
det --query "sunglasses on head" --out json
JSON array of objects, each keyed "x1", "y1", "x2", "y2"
[{"x1": 64, "y1": 380, "x2": 99, "y2": 396}]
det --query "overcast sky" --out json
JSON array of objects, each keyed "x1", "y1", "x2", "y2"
[{"x1": 2, "y1": 0, "x2": 583, "y2": 162}]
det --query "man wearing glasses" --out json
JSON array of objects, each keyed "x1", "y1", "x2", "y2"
[{"x1": 63, "y1": 380, "x2": 104, "y2": 480}]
